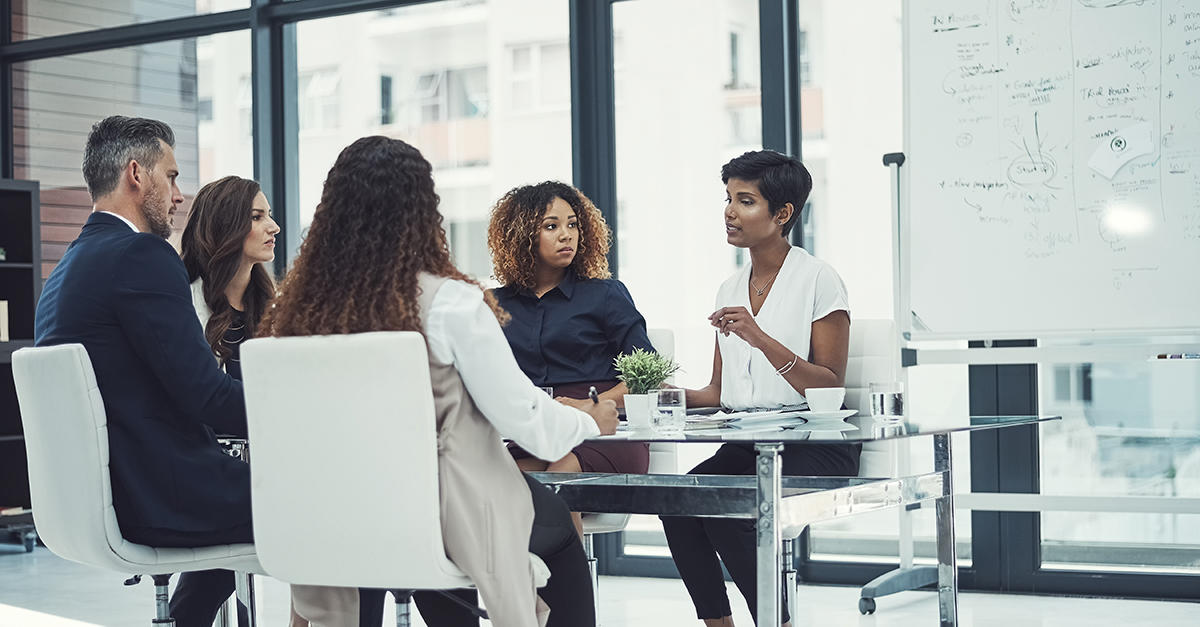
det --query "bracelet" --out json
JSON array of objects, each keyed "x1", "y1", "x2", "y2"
[{"x1": 775, "y1": 354, "x2": 798, "y2": 376}]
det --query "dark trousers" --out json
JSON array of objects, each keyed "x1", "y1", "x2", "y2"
[
  {"x1": 660, "y1": 443, "x2": 860, "y2": 623},
  {"x1": 360, "y1": 473, "x2": 595, "y2": 627},
  {"x1": 123, "y1": 522, "x2": 255, "y2": 627}
]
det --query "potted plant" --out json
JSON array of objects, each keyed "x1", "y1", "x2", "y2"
[{"x1": 613, "y1": 348, "x2": 680, "y2": 429}]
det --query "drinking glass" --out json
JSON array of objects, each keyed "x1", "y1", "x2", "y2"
[
  {"x1": 653, "y1": 388, "x2": 686, "y2": 435},
  {"x1": 869, "y1": 381, "x2": 904, "y2": 418}
]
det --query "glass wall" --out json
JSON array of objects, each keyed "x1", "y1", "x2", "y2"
[
  {"x1": 12, "y1": 31, "x2": 252, "y2": 277},
  {"x1": 293, "y1": 0, "x2": 572, "y2": 282},
  {"x1": 1038, "y1": 348, "x2": 1200, "y2": 573},
  {"x1": 610, "y1": 0, "x2": 763, "y2": 556},
  {"x1": 11, "y1": 0, "x2": 250, "y2": 41}
]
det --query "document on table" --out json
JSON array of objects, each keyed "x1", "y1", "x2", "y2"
[{"x1": 686, "y1": 407, "x2": 807, "y2": 430}]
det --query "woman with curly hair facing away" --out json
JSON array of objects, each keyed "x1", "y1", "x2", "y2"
[
  {"x1": 487, "y1": 181, "x2": 656, "y2": 533},
  {"x1": 177, "y1": 175, "x2": 279, "y2": 627},
  {"x1": 263, "y1": 137, "x2": 617, "y2": 627}
]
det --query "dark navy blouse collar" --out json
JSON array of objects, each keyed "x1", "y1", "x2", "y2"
[{"x1": 510, "y1": 269, "x2": 579, "y2": 301}]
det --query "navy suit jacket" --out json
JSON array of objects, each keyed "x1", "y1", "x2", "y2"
[{"x1": 34, "y1": 212, "x2": 250, "y2": 534}]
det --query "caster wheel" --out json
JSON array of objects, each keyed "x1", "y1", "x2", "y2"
[{"x1": 858, "y1": 597, "x2": 876, "y2": 615}]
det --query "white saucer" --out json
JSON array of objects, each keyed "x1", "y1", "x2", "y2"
[{"x1": 799, "y1": 409, "x2": 858, "y2": 420}]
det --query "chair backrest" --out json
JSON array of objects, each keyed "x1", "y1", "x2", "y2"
[
  {"x1": 240, "y1": 332, "x2": 463, "y2": 589},
  {"x1": 11, "y1": 344, "x2": 128, "y2": 570},
  {"x1": 844, "y1": 319, "x2": 899, "y2": 478}
]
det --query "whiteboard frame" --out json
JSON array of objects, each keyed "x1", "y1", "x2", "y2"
[{"x1": 897, "y1": 0, "x2": 1200, "y2": 343}]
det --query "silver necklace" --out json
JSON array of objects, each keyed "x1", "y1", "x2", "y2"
[{"x1": 749, "y1": 269, "x2": 780, "y2": 296}]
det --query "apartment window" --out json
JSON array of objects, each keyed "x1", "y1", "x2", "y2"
[
  {"x1": 380, "y1": 74, "x2": 394, "y2": 125},
  {"x1": 236, "y1": 75, "x2": 253, "y2": 138},
  {"x1": 507, "y1": 43, "x2": 570, "y2": 113},
  {"x1": 728, "y1": 31, "x2": 741, "y2": 88},
  {"x1": 298, "y1": 69, "x2": 341, "y2": 131},
  {"x1": 799, "y1": 29, "x2": 812, "y2": 86},
  {"x1": 416, "y1": 67, "x2": 487, "y2": 124},
  {"x1": 198, "y1": 98, "x2": 214, "y2": 122}
]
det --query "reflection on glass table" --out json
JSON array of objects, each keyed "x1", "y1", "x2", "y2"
[{"x1": 534, "y1": 414, "x2": 1059, "y2": 627}]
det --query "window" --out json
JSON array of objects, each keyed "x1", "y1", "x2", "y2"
[
  {"x1": 728, "y1": 31, "x2": 741, "y2": 88},
  {"x1": 198, "y1": 98, "x2": 214, "y2": 122},
  {"x1": 298, "y1": 69, "x2": 341, "y2": 132},
  {"x1": 798, "y1": 29, "x2": 812, "y2": 87},
  {"x1": 294, "y1": 3, "x2": 572, "y2": 279},
  {"x1": 612, "y1": 0, "x2": 764, "y2": 559},
  {"x1": 236, "y1": 75, "x2": 253, "y2": 139},
  {"x1": 11, "y1": 0, "x2": 250, "y2": 41},
  {"x1": 507, "y1": 43, "x2": 571, "y2": 114},
  {"x1": 413, "y1": 67, "x2": 487, "y2": 124},
  {"x1": 12, "y1": 32, "x2": 254, "y2": 275},
  {"x1": 380, "y1": 75, "x2": 394, "y2": 126},
  {"x1": 1038, "y1": 352, "x2": 1200, "y2": 573}
]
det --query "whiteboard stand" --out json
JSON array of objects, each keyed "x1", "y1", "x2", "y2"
[{"x1": 857, "y1": 153, "x2": 938, "y2": 616}]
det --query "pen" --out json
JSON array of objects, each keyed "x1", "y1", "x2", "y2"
[
  {"x1": 588, "y1": 386, "x2": 599, "y2": 404},
  {"x1": 1156, "y1": 353, "x2": 1200, "y2": 359}
]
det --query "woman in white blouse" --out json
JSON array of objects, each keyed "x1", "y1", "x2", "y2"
[
  {"x1": 667, "y1": 150, "x2": 857, "y2": 627},
  {"x1": 262, "y1": 136, "x2": 618, "y2": 627}
]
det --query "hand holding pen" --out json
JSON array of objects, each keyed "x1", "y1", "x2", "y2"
[{"x1": 584, "y1": 385, "x2": 618, "y2": 435}]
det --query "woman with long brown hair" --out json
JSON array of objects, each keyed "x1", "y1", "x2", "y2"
[
  {"x1": 181, "y1": 175, "x2": 278, "y2": 380},
  {"x1": 174, "y1": 175, "x2": 278, "y2": 627},
  {"x1": 487, "y1": 182, "x2": 655, "y2": 535},
  {"x1": 263, "y1": 136, "x2": 616, "y2": 627}
]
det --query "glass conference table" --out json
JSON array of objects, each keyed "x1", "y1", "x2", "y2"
[{"x1": 532, "y1": 411, "x2": 1059, "y2": 627}]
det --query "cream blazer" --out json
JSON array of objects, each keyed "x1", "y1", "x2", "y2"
[{"x1": 291, "y1": 274, "x2": 549, "y2": 627}]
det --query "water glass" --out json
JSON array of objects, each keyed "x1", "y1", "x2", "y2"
[
  {"x1": 869, "y1": 381, "x2": 904, "y2": 418},
  {"x1": 653, "y1": 388, "x2": 686, "y2": 435}
]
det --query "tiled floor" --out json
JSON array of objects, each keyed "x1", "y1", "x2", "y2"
[{"x1": 0, "y1": 544, "x2": 1195, "y2": 626}]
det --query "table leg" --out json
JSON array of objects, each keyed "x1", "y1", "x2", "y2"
[
  {"x1": 933, "y1": 433, "x2": 958, "y2": 627},
  {"x1": 755, "y1": 443, "x2": 783, "y2": 627}
]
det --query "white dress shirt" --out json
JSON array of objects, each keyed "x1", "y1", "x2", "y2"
[
  {"x1": 716, "y1": 246, "x2": 849, "y2": 410},
  {"x1": 425, "y1": 278, "x2": 601, "y2": 461},
  {"x1": 98, "y1": 210, "x2": 139, "y2": 232}
]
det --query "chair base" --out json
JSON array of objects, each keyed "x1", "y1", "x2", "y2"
[
  {"x1": 858, "y1": 565, "x2": 938, "y2": 614},
  {"x1": 136, "y1": 571, "x2": 257, "y2": 626},
  {"x1": 391, "y1": 589, "x2": 488, "y2": 627}
]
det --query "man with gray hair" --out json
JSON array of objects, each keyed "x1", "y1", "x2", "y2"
[{"x1": 35, "y1": 115, "x2": 252, "y2": 626}]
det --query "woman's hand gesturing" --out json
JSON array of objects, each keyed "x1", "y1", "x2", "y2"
[{"x1": 709, "y1": 306, "x2": 765, "y2": 348}]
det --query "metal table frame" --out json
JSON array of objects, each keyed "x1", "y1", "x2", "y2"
[{"x1": 536, "y1": 432, "x2": 959, "y2": 627}]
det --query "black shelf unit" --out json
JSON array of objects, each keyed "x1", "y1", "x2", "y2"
[{"x1": 0, "y1": 179, "x2": 40, "y2": 516}]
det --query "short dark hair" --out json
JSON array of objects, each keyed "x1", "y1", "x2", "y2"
[
  {"x1": 721, "y1": 150, "x2": 812, "y2": 238},
  {"x1": 82, "y1": 115, "x2": 176, "y2": 201}
]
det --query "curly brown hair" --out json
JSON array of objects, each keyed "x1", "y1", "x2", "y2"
[
  {"x1": 181, "y1": 175, "x2": 277, "y2": 364},
  {"x1": 486, "y1": 181, "x2": 611, "y2": 291},
  {"x1": 262, "y1": 136, "x2": 506, "y2": 337}
]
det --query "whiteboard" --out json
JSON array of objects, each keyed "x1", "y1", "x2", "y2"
[{"x1": 903, "y1": 0, "x2": 1200, "y2": 339}]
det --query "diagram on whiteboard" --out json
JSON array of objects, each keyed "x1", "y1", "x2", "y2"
[{"x1": 906, "y1": 0, "x2": 1200, "y2": 337}]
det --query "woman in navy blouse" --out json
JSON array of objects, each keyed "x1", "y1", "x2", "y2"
[{"x1": 488, "y1": 181, "x2": 654, "y2": 533}]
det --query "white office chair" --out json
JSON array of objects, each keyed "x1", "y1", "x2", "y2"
[
  {"x1": 580, "y1": 328, "x2": 678, "y2": 622},
  {"x1": 240, "y1": 332, "x2": 547, "y2": 626},
  {"x1": 12, "y1": 344, "x2": 262, "y2": 626},
  {"x1": 780, "y1": 319, "x2": 899, "y2": 621}
]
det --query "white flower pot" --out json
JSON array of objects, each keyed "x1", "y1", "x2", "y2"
[{"x1": 623, "y1": 393, "x2": 655, "y2": 431}]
